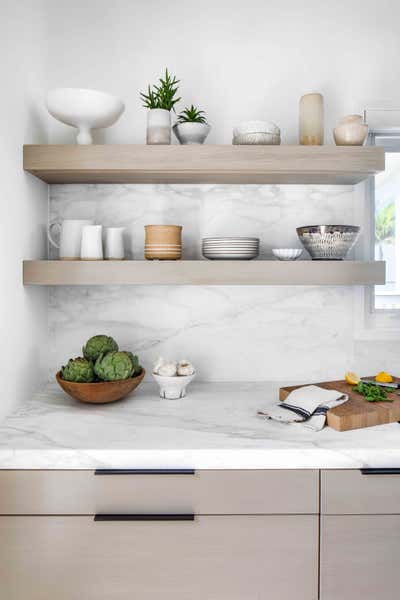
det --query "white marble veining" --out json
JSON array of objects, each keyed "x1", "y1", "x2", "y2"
[
  {"x1": 45, "y1": 182, "x2": 400, "y2": 386},
  {"x1": 1, "y1": 382, "x2": 400, "y2": 469},
  {"x1": 46, "y1": 183, "x2": 369, "y2": 383},
  {"x1": 49, "y1": 184, "x2": 358, "y2": 261}
]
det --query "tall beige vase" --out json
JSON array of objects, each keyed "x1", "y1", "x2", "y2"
[
  {"x1": 144, "y1": 225, "x2": 182, "y2": 260},
  {"x1": 299, "y1": 93, "x2": 324, "y2": 145}
]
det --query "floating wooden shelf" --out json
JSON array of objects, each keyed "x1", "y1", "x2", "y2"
[
  {"x1": 23, "y1": 260, "x2": 385, "y2": 286},
  {"x1": 23, "y1": 145, "x2": 384, "y2": 185}
]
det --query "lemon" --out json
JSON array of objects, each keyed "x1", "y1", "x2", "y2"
[
  {"x1": 345, "y1": 371, "x2": 360, "y2": 385},
  {"x1": 375, "y1": 371, "x2": 393, "y2": 383}
]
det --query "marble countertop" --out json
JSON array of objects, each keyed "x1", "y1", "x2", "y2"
[{"x1": 0, "y1": 381, "x2": 399, "y2": 469}]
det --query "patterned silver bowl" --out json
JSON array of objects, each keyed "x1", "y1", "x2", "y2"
[{"x1": 296, "y1": 225, "x2": 360, "y2": 260}]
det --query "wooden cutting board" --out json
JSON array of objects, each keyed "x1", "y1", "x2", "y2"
[{"x1": 279, "y1": 377, "x2": 400, "y2": 431}]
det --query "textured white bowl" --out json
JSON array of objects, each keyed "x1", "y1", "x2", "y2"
[
  {"x1": 47, "y1": 88, "x2": 125, "y2": 144},
  {"x1": 153, "y1": 372, "x2": 196, "y2": 399},
  {"x1": 272, "y1": 248, "x2": 303, "y2": 261},
  {"x1": 233, "y1": 121, "x2": 280, "y2": 136}
]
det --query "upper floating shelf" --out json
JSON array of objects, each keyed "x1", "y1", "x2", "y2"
[{"x1": 23, "y1": 145, "x2": 385, "y2": 185}]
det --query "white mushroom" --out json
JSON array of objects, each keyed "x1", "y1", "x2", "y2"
[
  {"x1": 157, "y1": 361, "x2": 178, "y2": 377},
  {"x1": 177, "y1": 360, "x2": 195, "y2": 376},
  {"x1": 153, "y1": 356, "x2": 166, "y2": 374}
]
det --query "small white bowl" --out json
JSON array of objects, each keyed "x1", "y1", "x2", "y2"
[
  {"x1": 153, "y1": 372, "x2": 196, "y2": 399},
  {"x1": 272, "y1": 248, "x2": 303, "y2": 261}
]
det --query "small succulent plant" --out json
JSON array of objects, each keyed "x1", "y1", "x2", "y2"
[
  {"x1": 61, "y1": 357, "x2": 95, "y2": 383},
  {"x1": 177, "y1": 105, "x2": 207, "y2": 124},
  {"x1": 83, "y1": 335, "x2": 118, "y2": 362},
  {"x1": 94, "y1": 351, "x2": 135, "y2": 381},
  {"x1": 140, "y1": 68, "x2": 181, "y2": 111}
]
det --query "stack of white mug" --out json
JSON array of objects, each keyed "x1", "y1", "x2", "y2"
[{"x1": 48, "y1": 220, "x2": 125, "y2": 260}]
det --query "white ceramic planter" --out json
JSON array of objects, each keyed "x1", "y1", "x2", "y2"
[
  {"x1": 46, "y1": 88, "x2": 125, "y2": 145},
  {"x1": 153, "y1": 372, "x2": 195, "y2": 399},
  {"x1": 173, "y1": 122, "x2": 211, "y2": 145},
  {"x1": 147, "y1": 109, "x2": 171, "y2": 145}
]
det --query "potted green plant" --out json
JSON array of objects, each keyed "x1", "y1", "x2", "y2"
[
  {"x1": 140, "y1": 68, "x2": 180, "y2": 145},
  {"x1": 173, "y1": 105, "x2": 211, "y2": 145}
]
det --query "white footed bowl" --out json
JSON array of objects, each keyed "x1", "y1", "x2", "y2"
[
  {"x1": 272, "y1": 248, "x2": 303, "y2": 261},
  {"x1": 47, "y1": 88, "x2": 125, "y2": 144},
  {"x1": 153, "y1": 372, "x2": 196, "y2": 399}
]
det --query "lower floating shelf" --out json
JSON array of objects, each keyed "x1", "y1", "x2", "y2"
[{"x1": 23, "y1": 260, "x2": 385, "y2": 286}]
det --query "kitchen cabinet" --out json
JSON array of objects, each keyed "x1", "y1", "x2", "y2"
[
  {"x1": 0, "y1": 469, "x2": 319, "y2": 600},
  {"x1": 320, "y1": 515, "x2": 400, "y2": 600},
  {"x1": 320, "y1": 469, "x2": 400, "y2": 600},
  {"x1": 3, "y1": 467, "x2": 400, "y2": 599},
  {"x1": 0, "y1": 515, "x2": 318, "y2": 600}
]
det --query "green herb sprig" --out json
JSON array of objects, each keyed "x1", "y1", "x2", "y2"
[
  {"x1": 353, "y1": 381, "x2": 393, "y2": 402},
  {"x1": 140, "y1": 68, "x2": 181, "y2": 112},
  {"x1": 177, "y1": 105, "x2": 207, "y2": 124}
]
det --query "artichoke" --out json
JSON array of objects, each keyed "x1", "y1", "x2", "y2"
[
  {"x1": 61, "y1": 357, "x2": 95, "y2": 383},
  {"x1": 123, "y1": 352, "x2": 141, "y2": 376},
  {"x1": 94, "y1": 351, "x2": 135, "y2": 381},
  {"x1": 82, "y1": 335, "x2": 118, "y2": 362}
]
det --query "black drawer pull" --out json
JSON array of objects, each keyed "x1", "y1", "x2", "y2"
[
  {"x1": 94, "y1": 469, "x2": 195, "y2": 476},
  {"x1": 361, "y1": 468, "x2": 400, "y2": 475},
  {"x1": 94, "y1": 514, "x2": 195, "y2": 522}
]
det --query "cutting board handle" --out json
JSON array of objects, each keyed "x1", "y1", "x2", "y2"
[{"x1": 361, "y1": 468, "x2": 400, "y2": 475}]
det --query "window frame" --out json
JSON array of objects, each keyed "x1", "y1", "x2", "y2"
[{"x1": 356, "y1": 130, "x2": 400, "y2": 339}]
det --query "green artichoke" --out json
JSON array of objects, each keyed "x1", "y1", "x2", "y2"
[
  {"x1": 82, "y1": 335, "x2": 118, "y2": 362},
  {"x1": 61, "y1": 357, "x2": 95, "y2": 383},
  {"x1": 123, "y1": 352, "x2": 141, "y2": 376},
  {"x1": 94, "y1": 351, "x2": 135, "y2": 381}
]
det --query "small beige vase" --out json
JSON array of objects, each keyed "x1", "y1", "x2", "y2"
[
  {"x1": 145, "y1": 225, "x2": 182, "y2": 260},
  {"x1": 333, "y1": 115, "x2": 368, "y2": 146}
]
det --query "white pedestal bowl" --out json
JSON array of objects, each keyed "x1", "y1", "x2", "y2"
[{"x1": 47, "y1": 88, "x2": 125, "y2": 144}]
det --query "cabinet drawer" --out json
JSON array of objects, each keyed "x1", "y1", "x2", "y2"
[
  {"x1": 0, "y1": 469, "x2": 319, "y2": 515},
  {"x1": 320, "y1": 515, "x2": 400, "y2": 600},
  {"x1": 0, "y1": 515, "x2": 318, "y2": 600},
  {"x1": 321, "y1": 469, "x2": 400, "y2": 514}
]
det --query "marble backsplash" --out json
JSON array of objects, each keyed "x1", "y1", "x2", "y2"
[{"x1": 47, "y1": 183, "x2": 383, "y2": 382}]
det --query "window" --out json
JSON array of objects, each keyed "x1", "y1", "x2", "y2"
[{"x1": 371, "y1": 133, "x2": 400, "y2": 310}]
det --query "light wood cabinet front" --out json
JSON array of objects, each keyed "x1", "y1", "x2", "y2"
[
  {"x1": 321, "y1": 469, "x2": 400, "y2": 514},
  {"x1": 0, "y1": 469, "x2": 318, "y2": 515},
  {"x1": 320, "y1": 515, "x2": 400, "y2": 600},
  {"x1": 0, "y1": 515, "x2": 318, "y2": 600}
]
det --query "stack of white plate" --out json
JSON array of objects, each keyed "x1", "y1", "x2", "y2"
[{"x1": 202, "y1": 237, "x2": 260, "y2": 260}]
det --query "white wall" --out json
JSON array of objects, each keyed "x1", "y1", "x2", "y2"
[
  {"x1": 46, "y1": 0, "x2": 400, "y2": 144},
  {"x1": 1, "y1": 0, "x2": 397, "y2": 405},
  {"x1": 41, "y1": 0, "x2": 400, "y2": 381},
  {"x1": 0, "y1": 1, "x2": 49, "y2": 420}
]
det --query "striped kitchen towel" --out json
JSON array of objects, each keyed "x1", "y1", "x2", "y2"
[{"x1": 258, "y1": 385, "x2": 348, "y2": 431}]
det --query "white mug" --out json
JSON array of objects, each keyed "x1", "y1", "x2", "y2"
[
  {"x1": 48, "y1": 219, "x2": 94, "y2": 260},
  {"x1": 105, "y1": 227, "x2": 125, "y2": 260},
  {"x1": 80, "y1": 225, "x2": 103, "y2": 260}
]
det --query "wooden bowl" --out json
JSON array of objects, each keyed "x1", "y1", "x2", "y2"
[{"x1": 55, "y1": 369, "x2": 145, "y2": 404}]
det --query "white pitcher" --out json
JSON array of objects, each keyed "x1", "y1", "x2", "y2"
[
  {"x1": 105, "y1": 227, "x2": 125, "y2": 260},
  {"x1": 80, "y1": 225, "x2": 103, "y2": 260},
  {"x1": 48, "y1": 219, "x2": 94, "y2": 260}
]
